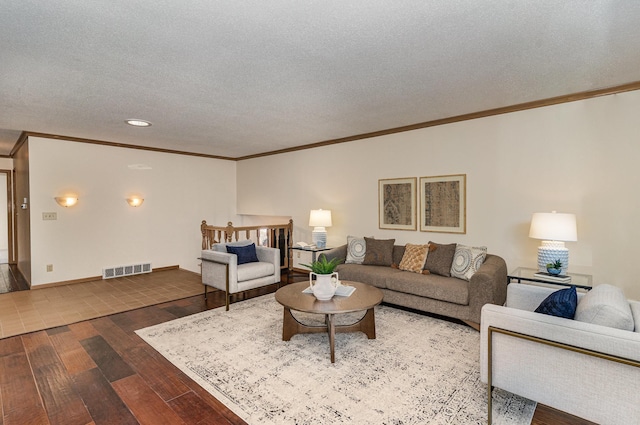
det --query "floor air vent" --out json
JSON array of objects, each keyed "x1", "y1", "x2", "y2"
[{"x1": 102, "y1": 262, "x2": 152, "y2": 279}]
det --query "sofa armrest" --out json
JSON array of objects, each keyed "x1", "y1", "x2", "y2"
[
  {"x1": 320, "y1": 244, "x2": 347, "y2": 262},
  {"x1": 255, "y1": 246, "x2": 281, "y2": 281},
  {"x1": 466, "y1": 254, "x2": 508, "y2": 323},
  {"x1": 201, "y1": 249, "x2": 237, "y2": 267},
  {"x1": 201, "y1": 249, "x2": 238, "y2": 291}
]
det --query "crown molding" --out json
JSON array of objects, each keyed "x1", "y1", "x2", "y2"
[{"x1": 10, "y1": 80, "x2": 640, "y2": 161}]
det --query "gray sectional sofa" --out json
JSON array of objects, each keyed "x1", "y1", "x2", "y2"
[{"x1": 322, "y1": 243, "x2": 508, "y2": 329}]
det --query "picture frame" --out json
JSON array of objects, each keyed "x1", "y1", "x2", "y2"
[
  {"x1": 419, "y1": 174, "x2": 466, "y2": 234},
  {"x1": 378, "y1": 177, "x2": 417, "y2": 230}
]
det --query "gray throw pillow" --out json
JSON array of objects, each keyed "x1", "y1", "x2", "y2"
[
  {"x1": 574, "y1": 284, "x2": 634, "y2": 331},
  {"x1": 424, "y1": 242, "x2": 457, "y2": 277},
  {"x1": 362, "y1": 237, "x2": 395, "y2": 266}
]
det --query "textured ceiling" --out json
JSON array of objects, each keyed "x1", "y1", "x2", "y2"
[{"x1": 1, "y1": 1, "x2": 640, "y2": 158}]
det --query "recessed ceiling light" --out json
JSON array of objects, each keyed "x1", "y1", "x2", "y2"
[{"x1": 125, "y1": 119, "x2": 152, "y2": 127}]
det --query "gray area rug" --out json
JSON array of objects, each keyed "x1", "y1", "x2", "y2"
[{"x1": 136, "y1": 294, "x2": 535, "y2": 424}]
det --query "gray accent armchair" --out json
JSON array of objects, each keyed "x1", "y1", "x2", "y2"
[{"x1": 201, "y1": 243, "x2": 281, "y2": 310}]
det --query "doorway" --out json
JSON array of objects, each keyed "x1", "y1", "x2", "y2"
[{"x1": 0, "y1": 169, "x2": 24, "y2": 293}]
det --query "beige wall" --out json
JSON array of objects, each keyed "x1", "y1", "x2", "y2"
[
  {"x1": 27, "y1": 137, "x2": 238, "y2": 286},
  {"x1": 237, "y1": 90, "x2": 640, "y2": 299}
]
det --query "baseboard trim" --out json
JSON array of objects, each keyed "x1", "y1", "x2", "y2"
[
  {"x1": 178, "y1": 267, "x2": 202, "y2": 277},
  {"x1": 31, "y1": 265, "x2": 181, "y2": 290}
]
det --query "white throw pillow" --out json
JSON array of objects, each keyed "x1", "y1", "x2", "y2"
[
  {"x1": 574, "y1": 284, "x2": 634, "y2": 331},
  {"x1": 450, "y1": 244, "x2": 487, "y2": 281},
  {"x1": 345, "y1": 235, "x2": 367, "y2": 264}
]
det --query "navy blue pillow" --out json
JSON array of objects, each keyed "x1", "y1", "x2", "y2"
[
  {"x1": 226, "y1": 243, "x2": 259, "y2": 265},
  {"x1": 534, "y1": 286, "x2": 577, "y2": 319}
]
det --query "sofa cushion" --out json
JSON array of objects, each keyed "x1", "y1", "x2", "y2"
[
  {"x1": 385, "y1": 272, "x2": 469, "y2": 305},
  {"x1": 335, "y1": 264, "x2": 399, "y2": 289},
  {"x1": 450, "y1": 244, "x2": 487, "y2": 281},
  {"x1": 534, "y1": 286, "x2": 577, "y2": 319},
  {"x1": 226, "y1": 243, "x2": 259, "y2": 265},
  {"x1": 392, "y1": 245, "x2": 406, "y2": 265},
  {"x1": 424, "y1": 242, "x2": 456, "y2": 277},
  {"x1": 575, "y1": 284, "x2": 634, "y2": 331},
  {"x1": 399, "y1": 243, "x2": 429, "y2": 273},
  {"x1": 345, "y1": 235, "x2": 367, "y2": 264},
  {"x1": 237, "y1": 261, "x2": 275, "y2": 282},
  {"x1": 363, "y1": 237, "x2": 395, "y2": 266}
]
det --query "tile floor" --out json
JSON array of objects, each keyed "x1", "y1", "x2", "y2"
[{"x1": 0, "y1": 268, "x2": 204, "y2": 339}]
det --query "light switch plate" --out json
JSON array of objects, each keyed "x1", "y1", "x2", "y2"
[{"x1": 42, "y1": 212, "x2": 57, "y2": 220}]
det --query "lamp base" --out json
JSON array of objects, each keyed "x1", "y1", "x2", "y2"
[
  {"x1": 312, "y1": 228, "x2": 327, "y2": 249},
  {"x1": 537, "y1": 241, "x2": 569, "y2": 274}
]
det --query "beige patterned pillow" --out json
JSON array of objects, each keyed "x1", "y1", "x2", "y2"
[{"x1": 399, "y1": 244, "x2": 429, "y2": 273}]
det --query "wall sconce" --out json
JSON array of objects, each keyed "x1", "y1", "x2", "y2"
[
  {"x1": 126, "y1": 196, "x2": 144, "y2": 207},
  {"x1": 55, "y1": 196, "x2": 78, "y2": 207}
]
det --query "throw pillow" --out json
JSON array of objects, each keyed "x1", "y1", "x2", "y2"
[
  {"x1": 534, "y1": 286, "x2": 577, "y2": 319},
  {"x1": 226, "y1": 243, "x2": 259, "y2": 265},
  {"x1": 362, "y1": 237, "x2": 395, "y2": 266},
  {"x1": 450, "y1": 244, "x2": 488, "y2": 281},
  {"x1": 399, "y1": 244, "x2": 430, "y2": 274},
  {"x1": 424, "y1": 242, "x2": 457, "y2": 277},
  {"x1": 345, "y1": 235, "x2": 367, "y2": 264},
  {"x1": 574, "y1": 284, "x2": 634, "y2": 331}
]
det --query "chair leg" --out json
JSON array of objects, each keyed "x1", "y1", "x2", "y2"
[{"x1": 225, "y1": 264, "x2": 230, "y2": 311}]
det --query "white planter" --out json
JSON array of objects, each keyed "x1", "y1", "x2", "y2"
[{"x1": 309, "y1": 272, "x2": 338, "y2": 300}]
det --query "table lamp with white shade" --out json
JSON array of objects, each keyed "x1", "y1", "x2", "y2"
[
  {"x1": 529, "y1": 211, "x2": 577, "y2": 275},
  {"x1": 309, "y1": 209, "x2": 332, "y2": 249}
]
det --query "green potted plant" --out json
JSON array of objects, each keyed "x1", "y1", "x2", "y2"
[
  {"x1": 301, "y1": 256, "x2": 342, "y2": 274},
  {"x1": 546, "y1": 259, "x2": 563, "y2": 275},
  {"x1": 301, "y1": 257, "x2": 343, "y2": 300}
]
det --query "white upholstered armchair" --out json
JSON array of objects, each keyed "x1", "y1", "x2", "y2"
[
  {"x1": 201, "y1": 242, "x2": 281, "y2": 310},
  {"x1": 481, "y1": 283, "x2": 640, "y2": 424}
]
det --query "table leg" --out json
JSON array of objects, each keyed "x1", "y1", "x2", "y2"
[
  {"x1": 282, "y1": 307, "x2": 297, "y2": 341},
  {"x1": 327, "y1": 313, "x2": 335, "y2": 363}
]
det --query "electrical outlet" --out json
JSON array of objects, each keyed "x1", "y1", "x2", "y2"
[
  {"x1": 46, "y1": 264, "x2": 53, "y2": 272},
  {"x1": 42, "y1": 212, "x2": 57, "y2": 220}
]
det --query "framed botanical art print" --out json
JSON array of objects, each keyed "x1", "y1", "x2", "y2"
[
  {"x1": 419, "y1": 174, "x2": 466, "y2": 234},
  {"x1": 378, "y1": 177, "x2": 417, "y2": 230}
]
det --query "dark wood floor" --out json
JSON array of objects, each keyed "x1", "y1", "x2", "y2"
[
  {"x1": 0, "y1": 273, "x2": 595, "y2": 424},
  {"x1": 0, "y1": 263, "x2": 30, "y2": 294}
]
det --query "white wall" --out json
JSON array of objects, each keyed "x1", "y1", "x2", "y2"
[
  {"x1": 28, "y1": 137, "x2": 237, "y2": 286},
  {"x1": 237, "y1": 90, "x2": 640, "y2": 299}
]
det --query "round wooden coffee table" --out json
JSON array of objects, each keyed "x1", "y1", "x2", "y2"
[{"x1": 275, "y1": 281, "x2": 383, "y2": 363}]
